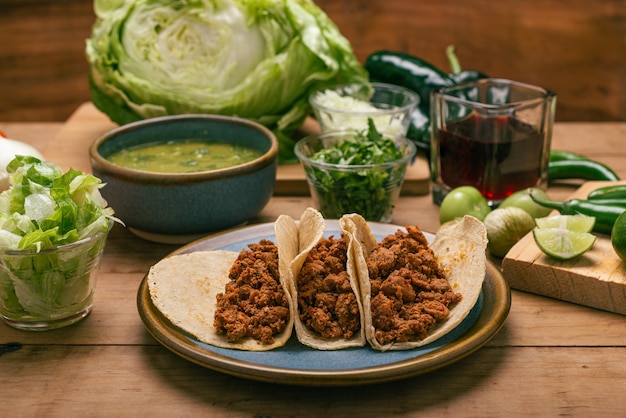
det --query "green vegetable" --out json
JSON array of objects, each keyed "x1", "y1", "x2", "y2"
[
  {"x1": 439, "y1": 186, "x2": 491, "y2": 224},
  {"x1": 548, "y1": 159, "x2": 620, "y2": 182},
  {"x1": 587, "y1": 184, "x2": 626, "y2": 201},
  {"x1": 86, "y1": 0, "x2": 368, "y2": 163},
  {"x1": 529, "y1": 191, "x2": 626, "y2": 234},
  {"x1": 483, "y1": 207, "x2": 535, "y2": 257},
  {"x1": 572, "y1": 199, "x2": 626, "y2": 209},
  {"x1": 549, "y1": 150, "x2": 589, "y2": 162},
  {"x1": 305, "y1": 119, "x2": 414, "y2": 221},
  {"x1": 0, "y1": 156, "x2": 118, "y2": 323},
  {"x1": 611, "y1": 211, "x2": 626, "y2": 261},
  {"x1": 547, "y1": 150, "x2": 619, "y2": 182},
  {"x1": 498, "y1": 187, "x2": 553, "y2": 219}
]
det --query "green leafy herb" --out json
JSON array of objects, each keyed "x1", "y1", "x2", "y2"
[{"x1": 307, "y1": 119, "x2": 411, "y2": 221}]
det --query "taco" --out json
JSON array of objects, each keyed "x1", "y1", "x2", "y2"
[
  {"x1": 342, "y1": 214, "x2": 488, "y2": 351},
  {"x1": 148, "y1": 228, "x2": 298, "y2": 351},
  {"x1": 275, "y1": 208, "x2": 367, "y2": 350}
]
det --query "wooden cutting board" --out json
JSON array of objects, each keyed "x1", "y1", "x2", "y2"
[
  {"x1": 502, "y1": 180, "x2": 626, "y2": 315},
  {"x1": 43, "y1": 102, "x2": 430, "y2": 196}
]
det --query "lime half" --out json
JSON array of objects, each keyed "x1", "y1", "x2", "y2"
[
  {"x1": 533, "y1": 228, "x2": 597, "y2": 260},
  {"x1": 535, "y1": 214, "x2": 596, "y2": 233}
]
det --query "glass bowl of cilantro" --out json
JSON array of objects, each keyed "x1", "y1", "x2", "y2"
[
  {"x1": 295, "y1": 120, "x2": 416, "y2": 222},
  {"x1": 0, "y1": 156, "x2": 119, "y2": 330}
]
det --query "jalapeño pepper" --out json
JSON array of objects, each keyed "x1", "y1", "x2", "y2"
[
  {"x1": 587, "y1": 185, "x2": 626, "y2": 201},
  {"x1": 547, "y1": 159, "x2": 620, "y2": 182},
  {"x1": 530, "y1": 192, "x2": 626, "y2": 234},
  {"x1": 548, "y1": 150, "x2": 620, "y2": 181},
  {"x1": 548, "y1": 150, "x2": 588, "y2": 162}
]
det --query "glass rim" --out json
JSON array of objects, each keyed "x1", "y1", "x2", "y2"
[
  {"x1": 433, "y1": 77, "x2": 556, "y2": 108},
  {"x1": 294, "y1": 130, "x2": 417, "y2": 170},
  {"x1": 309, "y1": 82, "x2": 420, "y2": 114},
  {"x1": 0, "y1": 229, "x2": 110, "y2": 256}
]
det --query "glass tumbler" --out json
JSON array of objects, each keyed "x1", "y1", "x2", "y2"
[{"x1": 430, "y1": 78, "x2": 556, "y2": 205}]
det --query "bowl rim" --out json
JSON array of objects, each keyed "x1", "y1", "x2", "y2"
[
  {"x1": 294, "y1": 129, "x2": 417, "y2": 170},
  {"x1": 89, "y1": 114, "x2": 279, "y2": 184},
  {"x1": 309, "y1": 82, "x2": 420, "y2": 114}
]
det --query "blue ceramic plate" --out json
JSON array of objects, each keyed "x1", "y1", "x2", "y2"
[{"x1": 137, "y1": 221, "x2": 510, "y2": 386}]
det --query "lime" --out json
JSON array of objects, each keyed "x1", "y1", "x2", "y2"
[
  {"x1": 611, "y1": 211, "x2": 626, "y2": 261},
  {"x1": 535, "y1": 214, "x2": 596, "y2": 233},
  {"x1": 533, "y1": 228, "x2": 596, "y2": 260}
]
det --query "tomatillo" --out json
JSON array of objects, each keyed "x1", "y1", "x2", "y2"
[
  {"x1": 498, "y1": 187, "x2": 553, "y2": 219},
  {"x1": 484, "y1": 207, "x2": 536, "y2": 257},
  {"x1": 439, "y1": 186, "x2": 491, "y2": 224}
]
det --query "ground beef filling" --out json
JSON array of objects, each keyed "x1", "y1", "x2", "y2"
[
  {"x1": 366, "y1": 225, "x2": 462, "y2": 345},
  {"x1": 297, "y1": 236, "x2": 360, "y2": 340},
  {"x1": 213, "y1": 239, "x2": 290, "y2": 345}
]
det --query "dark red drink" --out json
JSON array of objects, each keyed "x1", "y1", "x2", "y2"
[{"x1": 438, "y1": 113, "x2": 544, "y2": 201}]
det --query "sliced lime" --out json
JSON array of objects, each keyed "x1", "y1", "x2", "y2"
[
  {"x1": 535, "y1": 214, "x2": 595, "y2": 233},
  {"x1": 533, "y1": 228, "x2": 596, "y2": 260}
]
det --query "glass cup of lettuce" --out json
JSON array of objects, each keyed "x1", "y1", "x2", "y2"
[
  {"x1": 0, "y1": 156, "x2": 119, "y2": 330},
  {"x1": 295, "y1": 120, "x2": 416, "y2": 222}
]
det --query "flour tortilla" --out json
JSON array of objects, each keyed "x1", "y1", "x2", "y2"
[
  {"x1": 276, "y1": 208, "x2": 367, "y2": 350},
  {"x1": 147, "y1": 246, "x2": 296, "y2": 351},
  {"x1": 342, "y1": 214, "x2": 488, "y2": 351}
]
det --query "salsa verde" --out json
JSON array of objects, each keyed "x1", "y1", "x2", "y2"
[{"x1": 107, "y1": 140, "x2": 263, "y2": 173}]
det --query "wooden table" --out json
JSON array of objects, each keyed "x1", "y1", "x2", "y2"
[{"x1": 1, "y1": 119, "x2": 626, "y2": 417}]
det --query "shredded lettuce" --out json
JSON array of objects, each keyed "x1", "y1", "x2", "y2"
[
  {"x1": 0, "y1": 156, "x2": 118, "y2": 250},
  {"x1": 85, "y1": 0, "x2": 369, "y2": 162},
  {"x1": 0, "y1": 156, "x2": 119, "y2": 323}
]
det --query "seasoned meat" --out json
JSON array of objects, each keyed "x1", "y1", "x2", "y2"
[
  {"x1": 367, "y1": 225, "x2": 462, "y2": 345},
  {"x1": 297, "y1": 236, "x2": 360, "y2": 339},
  {"x1": 213, "y1": 239, "x2": 290, "y2": 345}
]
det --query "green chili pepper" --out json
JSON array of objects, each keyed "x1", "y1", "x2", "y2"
[
  {"x1": 587, "y1": 185, "x2": 626, "y2": 201},
  {"x1": 365, "y1": 50, "x2": 455, "y2": 111},
  {"x1": 577, "y1": 199, "x2": 626, "y2": 208},
  {"x1": 406, "y1": 107, "x2": 431, "y2": 157},
  {"x1": 530, "y1": 192, "x2": 626, "y2": 234},
  {"x1": 549, "y1": 150, "x2": 588, "y2": 162},
  {"x1": 548, "y1": 159, "x2": 620, "y2": 182}
]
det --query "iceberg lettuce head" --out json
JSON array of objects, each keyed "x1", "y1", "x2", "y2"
[{"x1": 85, "y1": 0, "x2": 369, "y2": 161}]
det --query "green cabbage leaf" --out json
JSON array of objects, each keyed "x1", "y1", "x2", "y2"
[{"x1": 86, "y1": 0, "x2": 369, "y2": 161}]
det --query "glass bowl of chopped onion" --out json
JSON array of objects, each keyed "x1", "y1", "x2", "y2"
[{"x1": 309, "y1": 82, "x2": 419, "y2": 138}]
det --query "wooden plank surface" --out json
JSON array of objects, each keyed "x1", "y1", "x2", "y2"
[
  {"x1": 41, "y1": 102, "x2": 431, "y2": 195},
  {"x1": 3, "y1": 343, "x2": 625, "y2": 417},
  {"x1": 502, "y1": 181, "x2": 626, "y2": 315},
  {"x1": 2, "y1": 122, "x2": 626, "y2": 417}
]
